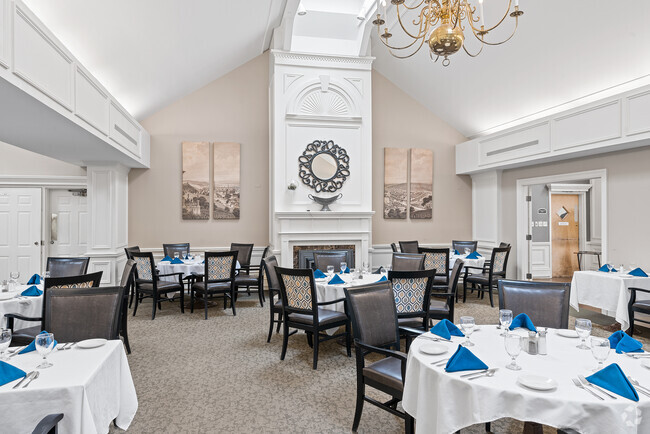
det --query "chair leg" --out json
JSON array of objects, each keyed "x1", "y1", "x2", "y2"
[
  {"x1": 132, "y1": 291, "x2": 139, "y2": 316},
  {"x1": 488, "y1": 284, "x2": 494, "y2": 308},
  {"x1": 280, "y1": 319, "x2": 289, "y2": 360},
  {"x1": 306, "y1": 332, "x2": 313, "y2": 348},
  {"x1": 230, "y1": 288, "x2": 237, "y2": 316},
  {"x1": 128, "y1": 285, "x2": 135, "y2": 309},
  {"x1": 352, "y1": 381, "x2": 365, "y2": 431},
  {"x1": 629, "y1": 314, "x2": 635, "y2": 337},
  {"x1": 121, "y1": 304, "x2": 131, "y2": 354},
  {"x1": 258, "y1": 282, "x2": 265, "y2": 307},
  {"x1": 405, "y1": 414, "x2": 415, "y2": 434},
  {"x1": 204, "y1": 292, "x2": 208, "y2": 320},
  {"x1": 463, "y1": 279, "x2": 467, "y2": 303},
  {"x1": 312, "y1": 333, "x2": 319, "y2": 369},
  {"x1": 190, "y1": 290, "x2": 195, "y2": 313},
  {"x1": 151, "y1": 293, "x2": 157, "y2": 320},
  {"x1": 485, "y1": 422, "x2": 491, "y2": 431},
  {"x1": 267, "y1": 310, "x2": 275, "y2": 343},
  {"x1": 345, "y1": 321, "x2": 352, "y2": 357},
  {"x1": 276, "y1": 312, "x2": 282, "y2": 333}
]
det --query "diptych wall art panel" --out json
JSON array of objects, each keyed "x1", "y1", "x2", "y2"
[
  {"x1": 384, "y1": 147, "x2": 408, "y2": 219},
  {"x1": 409, "y1": 148, "x2": 433, "y2": 219},
  {"x1": 181, "y1": 141, "x2": 210, "y2": 220},
  {"x1": 213, "y1": 142, "x2": 241, "y2": 219}
]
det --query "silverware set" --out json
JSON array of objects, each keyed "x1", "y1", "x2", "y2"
[
  {"x1": 7, "y1": 346, "x2": 25, "y2": 358},
  {"x1": 430, "y1": 357, "x2": 450, "y2": 366},
  {"x1": 577, "y1": 375, "x2": 617, "y2": 400},
  {"x1": 627, "y1": 376, "x2": 650, "y2": 398},
  {"x1": 624, "y1": 352, "x2": 650, "y2": 359},
  {"x1": 12, "y1": 371, "x2": 39, "y2": 389},
  {"x1": 460, "y1": 368, "x2": 498, "y2": 380},
  {"x1": 418, "y1": 335, "x2": 452, "y2": 343},
  {"x1": 572, "y1": 375, "x2": 624, "y2": 400}
]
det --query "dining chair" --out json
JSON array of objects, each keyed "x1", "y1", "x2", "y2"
[
  {"x1": 398, "y1": 241, "x2": 419, "y2": 254},
  {"x1": 44, "y1": 286, "x2": 123, "y2": 342},
  {"x1": 419, "y1": 247, "x2": 450, "y2": 288},
  {"x1": 234, "y1": 244, "x2": 268, "y2": 307},
  {"x1": 45, "y1": 257, "x2": 90, "y2": 278},
  {"x1": 313, "y1": 252, "x2": 347, "y2": 272},
  {"x1": 463, "y1": 246, "x2": 511, "y2": 307},
  {"x1": 344, "y1": 284, "x2": 414, "y2": 434},
  {"x1": 390, "y1": 243, "x2": 399, "y2": 253},
  {"x1": 131, "y1": 251, "x2": 184, "y2": 320},
  {"x1": 31, "y1": 413, "x2": 64, "y2": 434},
  {"x1": 428, "y1": 259, "x2": 463, "y2": 325},
  {"x1": 124, "y1": 246, "x2": 140, "y2": 260},
  {"x1": 497, "y1": 280, "x2": 570, "y2": 329},
  {"x1": 275, "y1": 266, "x2": 351, "y2": 370},
  {"x1": 4, "y1": 271, "x2": 104, "y2": 345},
  {"x1": 391, "y1": 253, "x2": 425, "y2": 271},
  {"x1": 627, "y1": 287, "x2": 650, "y2": 337},
  {"x1": 191, "y1": 251, "x2": 238, "y2": 319},
  {"x1": 162, "y1": 243, "x2": 191, "y2": 258},
  {"x1": 388, "y1": 269, "x2": 435, "y2": 332},
  {"x1": 481, "y1": 242, "x2": 511, "y2": 272},
  {"x1": 262, "y1": 255, "x2": 283, "y2": 342},
  {"x1": 452, "y1": 240, "x2": 478, "y2": 253},
  {"x1": 118, "y1": 260, "x2": 136, "y2": 353}
]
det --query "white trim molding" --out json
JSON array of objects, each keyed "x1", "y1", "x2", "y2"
[{"x1": 0, "y1": 174, "x2": 86, "y2": 187}]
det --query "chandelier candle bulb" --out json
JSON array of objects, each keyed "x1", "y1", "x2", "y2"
[{"x1": 479, "y1": 0, "x2": 484, "y2": 26}]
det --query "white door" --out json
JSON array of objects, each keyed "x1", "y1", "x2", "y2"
[
  {"x1": 48, "y1": 190, "x2": 88, "y2": 258},
  {"x1": 0, "y1": 188, "x2": 42, "y2": 280}
]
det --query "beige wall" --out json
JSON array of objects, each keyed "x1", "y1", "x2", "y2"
[
  {"x1": 0, "y1": 140, "x2": 86, "y2": 176},
  {"x1": 371, "y1": 71, "x2": 472, "y2": 245},
  {"x1": 129, "y1": 53, "x2": 270, "y2": 249},
  {"x1": 501, "y1": 145, "x2": 650, "y2": 273}
]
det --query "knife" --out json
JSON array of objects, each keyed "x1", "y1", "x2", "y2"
[
  {"x1": 8, "y1": 346, "x2": 25, "y2": 358},
  {"x1": 579, "y1": 375, "x2": 617, "y2": 400},
  {"x1": 466, "y1": 368, "x2": 498, "y2": 380},
  {"x1": 22, "y1": 371, "x2": 39, "y2": 388},
  {"x1": 12, "y1": 371, "x2": 34, "y2": 389},
  {"x1": 460, "y1": 369, "x2": 488, "y2": 378}
]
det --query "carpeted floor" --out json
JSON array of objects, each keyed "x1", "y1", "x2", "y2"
[{"x1": 112, "y1": 291, "x2": 649, "y2": 434}]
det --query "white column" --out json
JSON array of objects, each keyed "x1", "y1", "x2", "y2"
[
  {"x1": 84, "y1": 163, "x2": 130, "y2": 286},
  {"x1": 471, "y1": 170, "x2": 501, "y2": 252}
]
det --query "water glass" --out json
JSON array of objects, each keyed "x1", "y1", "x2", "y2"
[
  {"x1": 575, "y1": 318, "x2": 592, "y2": 350},
  {"x1": 590, "y1": 337, "x2": 610, "y2": 371},
  {"x1": 326, "y1": 265, "x2": 334, "y2": 277},
  {"x1": 174, "y1": 252, "x2": 180, "y2": 259},
  {"x1": 504, "y1": 333, "x2": 522, "y2": 370},
  {"x1": 181, "y1": 250, "x2": 187, "y2": 259},
  {"x1": 0, "y1": 280, "x2": 7, "y2": 293},
  {"x1": 460, "y1": 316, "x2": 475, "y2": 347},
  {"x1": 9, "y1": 271, "x2": 20, "y2": 282},
  {"x1": 0, "y1": 329, "x2": 11, "y2": 360},
  {"x1": 350, "y1": 268, "x2": 357, "y2": 281},
  {"x1": 606, "y1": 264, "x2": 613, "y2": 273},
  {"x1": 35, "y1": 332, "x2": 55, "y2": 369},
  {"x1": 464, "y1": 248, "x2": 471, "y2": 256},
  {"x1": 499, "y1": 309, "x2": 513, "y2": 337},
  {"x1": 340, "y1": 262, "x2": 347, "y2": 274},
  {"x1": 362, "y1": 262, "x2": 369, "y2": 274}
]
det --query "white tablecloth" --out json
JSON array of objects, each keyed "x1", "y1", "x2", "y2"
[
  {"x1": 316, "y1": 273, "x2": 388, "y2": 313},
  {"x1": 570, "y1": 271, "x2": 650, "y2": 331},
  {"x1": 403, "y1": 325, "x2": 650, "y2": 434},
  {"x1": 0, "y1": 340, "x2": 137, "y2": 434},
  {"x1": 451, "y1": 254, "x2": 485, "y2": 270},
  {"x1": 0, "y1": 284, "x2": 43, "y2": 330},
  {"x1": 157, "y1": 259, "x2": 241, "y2": 281}
]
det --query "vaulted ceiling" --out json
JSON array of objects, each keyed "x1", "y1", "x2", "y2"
[{"x1": 24, "y1": 0, "x2": 650, "y2": 138}]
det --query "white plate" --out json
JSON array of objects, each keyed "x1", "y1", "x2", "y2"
[
  {"x1": 643, "y1": 360, "x2": 650, "y2": 370},
  {"x1": 517, "y1": 374, "x2": 558, "y2": 391},
  {"x1": 556, "y1": 329, "x2": 579, "y2": 338},
  {"x1": 76, "y1": 338, "x2": 107, "y2": 349},
  {"x1": 0, "y1": 292, "x2": 16, "y2": 301},
  {"x1": 419, "y1": 343, "x2": 448, "y2": 355}
]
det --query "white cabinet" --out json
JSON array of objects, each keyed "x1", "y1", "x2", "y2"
[{"x1": 75, "y1": 67, "x2": 109, "y2": 135}]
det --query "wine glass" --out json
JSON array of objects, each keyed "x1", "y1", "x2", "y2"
[
  {"x1": 590, "y1": 337, "x2": 610, "y2": 372},
  {"x1": 349, "y1": 268, "x2": 357, "y2": 282},
  {"x1": 575, "y1": 318, "x2": 592, "y2": 350},
  {"x1": 174, "y1": 252, "x2": 180, "y2": 260},
  {"x1": 460, "y1": 316, "x2": 475, "y2": 347},
  {"x1": 606, "y1": 264, "x2": 613, "y2": 273},
  {"x1": 362, "y1": 262, "x2": 369, "y2": 274},
  {"x1": 9, "y1": 271, "x2": 20, "y2": 285},
  {"x1": 504, "y1": 333, "x2": 522, "y2": 370},
  {"x1": 464, "y1": 248, "x2": 471, "y2": 256},
  {"x1": 618, "y1": 264, "x2": 625, "y2": 274},
  {"x1": 380, "y1": 267, "x2": 388, "y2": 279},
  {"x1": 35, "y1": 332, "x2": 55, "y2": 369},
  {"x1": 499, "y1": 309, "x2": 513, "y2": 337},
  {"x1": 181, "y1": 250, "x2": 187, "y2": 260},
  {"x1": 326, "y1": 265, "x2": 334, "y2": 278},
  {"x1": 340, "y1": 262, "x2": 347, "y2": 274},
  {"x1": 0, "y1": 329, "x2": 11, "y2": 360}
]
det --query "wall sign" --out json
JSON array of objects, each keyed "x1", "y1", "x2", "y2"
[{"x1": 537, "y1": 208, "x2": 547, "y2": 214}]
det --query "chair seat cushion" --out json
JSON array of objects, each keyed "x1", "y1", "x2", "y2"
[
  {"x1": 139, "y1": 281, "x2": 182, "y2": 292},
  {"x1": 11, "y1": 325, "x2": 40, "y2": 345},
  {"x1": 192, "y1": 282, "x2": 231, "y2": 293},
  {"x1": 363, "y1": 356, "x2": 404, "y2": 392},
  {"x1": 288, "y1": 308, "x2": 347, "y2": 326},
  {"x1": 433, "y1": 275, "x2": 448, "y2": 285},
  {"x1": 235, "y1": 275, "x2": 259, "y2": 286},
  {"x1": 397, "y1": 317, "x2": 425, "y2": 328},
  {"x1": 633, "y1": 300, "x2": 650, "y2": 311},
  {"x1": 429, "y1": 298, "x2": 450, "y2": 315},
  {"x1": 465, "y1": 273, "x2": 491, "y2": 285}
]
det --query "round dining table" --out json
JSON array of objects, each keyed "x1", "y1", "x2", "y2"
[
  {"x1": 450, "y1": 253, "x2": 485, "y2": 270},
  {"x1": 403, "y1": 325, "x2": 650, "y2": 434},
  {"x1": 157, "y1": 258, "x2": 241, "y2": 281},
  {"x1": 315, "y1": 272, "x2": 388, "y2": 313},
  {"x1": 0, "y1": 284, "x2": 43, "y2": 330}
]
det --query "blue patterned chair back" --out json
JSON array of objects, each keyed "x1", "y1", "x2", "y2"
[
  {"x1": 491, "y1": 248, "x2": 510, "y2": 275},
  {"x1": 207, "y1": 255, "x2": 235, "y2": 281},
  {"x1": 422, "y1": 250, "x2": 448, "y2": 274},
  {"x1": 133, "y1": 255, "x2": 154, "y2": 281},
  {"x1": 280, "y1": 273, "x2": 313, "y2": 310}
]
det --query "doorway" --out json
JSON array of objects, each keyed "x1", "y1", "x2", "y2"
[
  {"x1": 0, "y1": 188, "x2": 42, "y2": 279},
  {"x1": 550, "y1": 194, "x2": 580, "y2": 278},
  {"x1": 47, "y1": 189, "x2": 88, "y2": 258}
]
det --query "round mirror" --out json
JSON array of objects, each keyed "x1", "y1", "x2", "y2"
[{"x1": 310, "y1": 152, "x2": 338, "y2": 180}]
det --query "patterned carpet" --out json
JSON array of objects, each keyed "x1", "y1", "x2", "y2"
[{"x1": 111, "y1": 292, "x2": 649, "y2": 434}]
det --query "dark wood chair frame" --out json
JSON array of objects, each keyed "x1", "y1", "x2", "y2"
[
  {"x1": 388, "y1": 269, "x2": 436, "y2": 342},
  {"x1": 390, "y1": 243, "x2": 399, "y2": 253},
  {"x1": 463, "y1": 247, "x2": 511, "y2": 308},
  {"x1": 32, "y1": 413, "x2": 64, "y2": 434},
  {"x1": 419, "y1": 247, "x2": 450, "y2": 288},
  {"x1": 162, "y1": 243, "x2": 191, "y2": 258},
  {"x1": 45, "y1": 257, "x2": 90, "y2": 277},
  {"x1": 275, "y1": 266, "x2": 351, "y2": 369},
  {"x1": 119, "y1": 260, "x2": 136, "y2": 353},
  {"x1": 262, "y1": 256, "x2": 282, "y2": 342},
  {"x1": 124, "y1": 246, "x2": 140, "y2": 308},
  {"x1": 628, "y1": 287, "x2": 650, "y2": 337},
  {"x1": 191, "y1": 251, "x2": 238, "y2": 319},
  {"x1": 398, "y1": 240, "x2": 419, "y2": 254},
  {"x1": 452, "y1": 240, "x2": 478, "y2": 254},
  {"x1": 131, "y1": 252, "x2": 184, "y2": 320},
  {"x1": 344, "y1": 285, "x2": 415, "y2": 434},
  {"x1": 234, "y1": 245, "x2": 269, "y2": 307},
  {"x1": 428, "y1": 259, "x2": 463, "y2": 325}
]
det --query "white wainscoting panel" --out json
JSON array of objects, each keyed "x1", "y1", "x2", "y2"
[
  {"x1": 75, "y1": 67, "x2": 109, "y2": 135},
  {"x1": 531, "y1": 242, "x2": 551, "y2": 278},
  {"x1": 626, "y1": 90, "x2": 650, "y2": 136},
  {"x1": 552, "y1": 101, "x2": 621, "y2": 151}
]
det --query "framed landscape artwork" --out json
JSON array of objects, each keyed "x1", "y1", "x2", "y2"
[
  {"x1": 409, "y1": 148, "x2": 433, "y2": 219},
  {"x1": 384, "y1": 147, "x2": 408, "y2": 219},
  {"x1": 213, "y1": 142, "x2": 241, "y2": 219},
  {"x1": 181, "y1": 141, "x2": 210, "y2": 220}
]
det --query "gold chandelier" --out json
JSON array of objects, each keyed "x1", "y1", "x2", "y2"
[{"x1": 374, "y1": 0, "x2": 524, "y2": 66}]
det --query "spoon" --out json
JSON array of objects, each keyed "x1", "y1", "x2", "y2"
[{"x1": 467, "y1": 368, "x2": 498, "y2": 380}]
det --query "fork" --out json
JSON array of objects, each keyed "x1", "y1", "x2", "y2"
[
  {"x1": 572, "y1": 378, "x2": 604, "y2": 400},
  {"x1": 627, "y1": 376, "x2": 650, "y2": 398},
  {"x1": 430, "y1": 357, "x2": 450, "y2": 366},
  {"x1": 624, "y1": 353, "x2": 650, "y2": 359},
  {"x1": 419, "y1": 335, "x2": 452, "y2": 343},
  {"x1": 23, "y1": 371, "x2": 39, "y2": 388},
  {"x1": 579, "y1": 375, "x2": 617, "y2": 400},
  {"x1": 64, "y1": 342, "x2": 76, "y2": 350},
  {"x1": 8, "y1": 346, "x2": 25, "y2": 358}
]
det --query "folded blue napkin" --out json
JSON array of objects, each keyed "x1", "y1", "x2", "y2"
[
  {"x1": 0, "y1": 361, "x2": 26, "y2": 387},
  {"x1": 430, "y1": 319, "x2": 465, "y2": 340},
  {"x1": 628, "y1": 267, "x2": 648, "y2": 277},
  {"x1": 466, "y1": 251, "x2": 481, "y2": 259},
  {"x1": 21, "y1": 286, "x2": 42, "y2": 297},
  {"x1": 598, "y1": 264, "x2": 617, "y2": 272},
  {"x1": 19, "y1": 331, "x2": 58, "y2": 354},
  {"x1": 328, "y1": 274, "x2": 345, "y2": 285},
  {"x1": 160, "y1": 256, "x2": 173, "y2": 262},
  {"x1": 184, "y1": 255, "x2": 190, "y2": 260},
  {"x1": 608, "y1": 331, "x2": 643, "y2": 354},
  {"x1": 586, "y1": 363, "x2": 638, "y2": 401},
  {"x1": 376, "y1": 276, "x2": 388, "y2": 283},
  {"x1": 313, "y1": 269, "x2": 326, "y2": 279},
  {"x1": 27, "y1": 274, "x2": 41, "y2": 285},
  {"x1": 454, "y1": 249, "x2": 460, "y2": 255},
  {"x1": 170, "y1": 257, "x2": 184, "y2": 264},
  {"x1": 509, "y1": 313, "x2": 537, "y2": 332},
  {"x1": 372, "y1": 266, "x2": 384, "y2": 275},
  {"x1": 445, "y1": 345, "x2": 489, "y2": 373},
  {"x1": 340, "y1": 267, "x2": 350, "y2": 274}
]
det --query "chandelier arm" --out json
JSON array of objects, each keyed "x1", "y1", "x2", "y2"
[
  {"x1": 466, "y1": 0, "x2": 514, "y2": 34},
  {"x1": 462, "y1": 41, "x2": 484, "y2": 57},
  {"x1": 387, "y1": 37, "x2": 427, "y2": 59},
  {"x1": 376, "y1": 26, "x2": 426, "y2": 51},
  {"x1": 401, "y1": 0, "x2": 429, "y2": 11},
  {"x1": 469, "y1": 17, "x2": 519, "y2": 46},
  {"x1": 394, "y1": 2, "x2": 431, "y2": 40}
]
